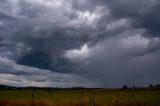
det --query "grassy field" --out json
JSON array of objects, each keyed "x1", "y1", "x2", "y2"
[{"x1": 0, "y1": 88, "x2": 159, "y2": 106}]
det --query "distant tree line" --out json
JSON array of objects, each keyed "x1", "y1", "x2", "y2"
[
  {"x1": 122, "y1": 84, "x2": 160, "y2": 89},
  {"x1": 0, "y1": 85, "x2": 98, "y2": 90},
  {"x1": 0, "y1": 84, "x2": 160, "y2": 90}
]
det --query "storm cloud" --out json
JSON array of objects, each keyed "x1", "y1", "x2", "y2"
[{"x1": 0, "y1": 0, "x2": 160, "y2": 87}]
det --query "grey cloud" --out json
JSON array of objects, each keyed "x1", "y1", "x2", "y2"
[
  {"x1": 0, "y1": 57, "x2": 100, "y2": 87},
  {"x1": 100, "y1": 0, "x2": 160, "y2": 36},
  {"x1": 0, "y1": 0, "x2": 160, "y2": 87},
  {"x1": 65, "y1": 28, "x2": 160, "y2": 87}
]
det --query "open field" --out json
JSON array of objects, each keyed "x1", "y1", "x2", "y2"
[{"x1": 0, "y1": 88, "x2": 160, "y2": 106}]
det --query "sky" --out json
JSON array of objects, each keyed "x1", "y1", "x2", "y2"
[{"x1": 0, "y1": 0, "x2": 160, "y2": 88}]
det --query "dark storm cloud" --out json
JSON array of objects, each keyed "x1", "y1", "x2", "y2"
[
  {"x1": 0, "y1": 0, "x2": 90, "y2": 73},
  {"x1": 0, "y1": 0, "x2": 160, "y2": 87},
  {"x1": 0, "y1": 57, "x2": 100, "y2": 87},
  {"x1": 97, "y1": 0, "x2": 160, "y2": 36}
]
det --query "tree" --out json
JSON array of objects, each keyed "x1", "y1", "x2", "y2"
[
  {"x1": 149, "y1": 84, "x2": 154, "y2": 88},
  {"x1": 123, "y1": 85, "x2": 128, "y2": 89}
]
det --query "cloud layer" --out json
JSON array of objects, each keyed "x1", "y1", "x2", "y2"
[{"x1": 0, "y1": 0, "x2": 160, "y2": 87}]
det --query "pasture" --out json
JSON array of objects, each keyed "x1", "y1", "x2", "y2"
[{"x1": 0, "y1": 88, "x2": 159, "y2": 106}]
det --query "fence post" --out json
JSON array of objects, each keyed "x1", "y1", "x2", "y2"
[
  {"x1": 86, "y1": 95, "x2": 88, "y2": 106},
  {"x1": 31, "y1": 93, "x2": 34, "y2": 106},
  {"x1": 92, "y1": 94, "x2": 95, "y2": 106}
]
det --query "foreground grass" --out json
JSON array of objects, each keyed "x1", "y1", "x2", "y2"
[{"x1": 0, "y1": 88, "x2": 159, "y2": 106}]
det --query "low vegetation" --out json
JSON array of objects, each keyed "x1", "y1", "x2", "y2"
[{"x1": 0, "y1": 86, "x2": 159, "y2": 106}]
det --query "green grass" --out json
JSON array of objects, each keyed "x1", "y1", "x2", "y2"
[{"x1": 0, "y1": 88, "x2": 159, "y2": 106}]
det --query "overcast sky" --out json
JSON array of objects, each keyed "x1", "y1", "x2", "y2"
[{"x1": 0, "y1": 0, "x2": 160, "y2": 88}]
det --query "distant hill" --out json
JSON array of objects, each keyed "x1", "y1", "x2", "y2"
[
  {"x1": 0, "y1": 84, "x2": 16, "y2": 89},
  {"x1": 0, "y1": 84, "x2": 13, "y2": 88}
]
